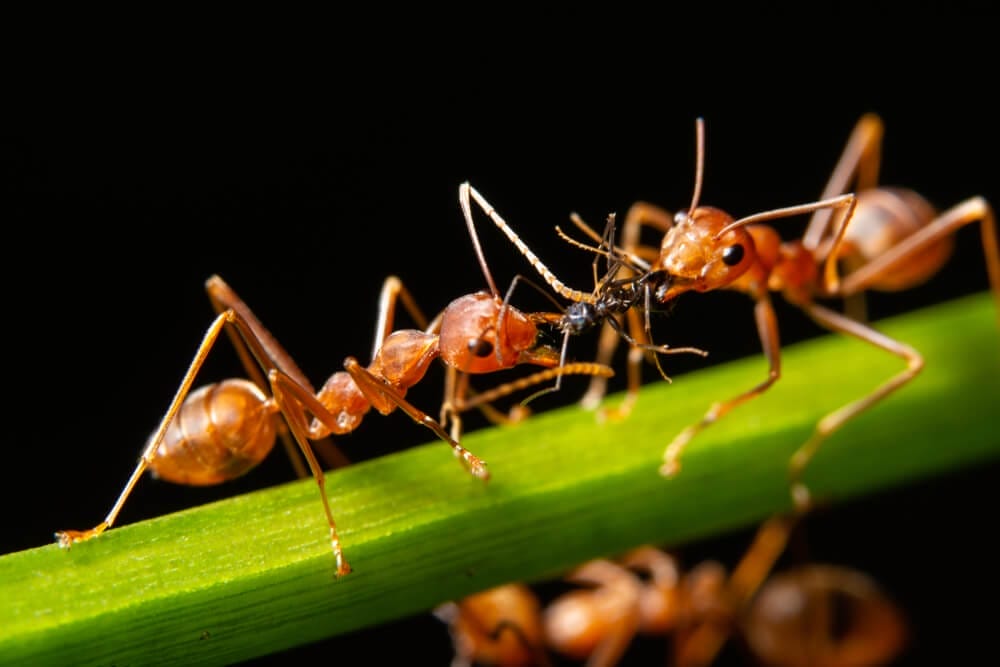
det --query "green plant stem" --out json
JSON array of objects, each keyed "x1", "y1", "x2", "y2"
[{"x1": 1, "y1": 293, "x2": 997, "y2": 665}]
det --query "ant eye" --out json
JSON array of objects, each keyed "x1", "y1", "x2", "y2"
[
  {"x1": 468, "y1": 338, "x2": 494, "y2": 357},
  {"x1": 722, "y1": 243, "x2": 744, "y2": 266}
]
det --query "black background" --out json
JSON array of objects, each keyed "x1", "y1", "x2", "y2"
[{"x1": 4, "y1": 12, "x2": 999, "y2": 666}]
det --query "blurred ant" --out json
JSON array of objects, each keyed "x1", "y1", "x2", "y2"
[
  {"x1": 459, "y1": 183, "x2": 707, "y2": 410},
  {"x1": 435, "y1": 582, "x2": 554, "y2": 667},
  {"x1": 55, "y1": 190, "x2": 614, "y2": 576},
  {"x1": 567, "y1": 115, "x2": 999, "y2": 509},
  {"x1": 437, "y1": 514, "x2": 907, "y2": 667}
]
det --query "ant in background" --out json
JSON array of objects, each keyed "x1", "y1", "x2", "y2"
[
  {"x1": 435, "y1": 582, "x2": 554, "y2": 667},
  {"x1": 436, "y1": 513, "x2": 907, "y2": 667},
  {"x1": 566, "y1": 116, "x2": 999, "y2": 509},
  {"x1": 55, "y1": 188, "x2": 614, "y2": 576}
]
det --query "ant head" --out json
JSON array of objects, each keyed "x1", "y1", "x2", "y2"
[
  {"x1": 650, "y1": 206, "x2": 756, "y2": 301},
  {"x1": 438, "y1": 584, "x2": 545, "y2": 666},
  {"x1": 439, "y1": 292, "x2": 558, "y2": 373},
  {"x1": 546, "y1": 558, "x2": 650, "y2": 661}
]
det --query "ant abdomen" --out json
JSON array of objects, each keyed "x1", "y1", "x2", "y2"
[
  {"x1": 150, "y1": 379, "x2": 279, "y2": 485},
  {"x1": 840, "y1": 187, "x2": 952, "y2": 291},
  {"x1": 742, "y1": 564, "x2": 907, "y2": 667}
]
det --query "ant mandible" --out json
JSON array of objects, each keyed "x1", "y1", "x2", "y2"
[{"x1": 55, "y1": 188, "x2": 613, "y2": 576}]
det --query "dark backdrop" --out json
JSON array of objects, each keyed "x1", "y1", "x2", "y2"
[{"x1": 4, "y1": 14, "x2": 998, "y2": 665}]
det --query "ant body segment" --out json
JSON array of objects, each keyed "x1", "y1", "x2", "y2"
[{"x1": 55, "y1": 191, "x2": 614, "y2": 576}]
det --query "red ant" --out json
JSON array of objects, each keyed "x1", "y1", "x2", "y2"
[
  {"x1": 542, "y1": 115, "x2": 999, "y2": 509},
  {"x1": 54, "y1": 189, "x2": 614, "y2": 576},
  {"x1": 436, "y1": 514, "x2": 907, "y2": 667},
  {"x1": 435, "y1": 582, "x2": 554, "y2": 667}
]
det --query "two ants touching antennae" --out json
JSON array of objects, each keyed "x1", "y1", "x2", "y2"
[{"x1": 55, "y1": 188, "x2": 616, "y2": 576}]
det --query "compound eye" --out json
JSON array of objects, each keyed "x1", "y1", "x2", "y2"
[
  {"x1": 468, "y1": 338, "x2": 494, "y2": 357},
  {"x1": 722, "y1": 243, "x2": 745, "y2": 266}
]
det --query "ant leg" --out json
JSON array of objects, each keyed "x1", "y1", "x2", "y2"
[
  {"x1": 725, "y1": 514, "x2": 796, "y2": 606},
  {"x1": 661, "y1": 292, "x2": 782, "y2": 478},
  {"x1": 567, "y1": 210, "x2": 659, "y2": 266},
  {"x1": 583, "y1": 310, "x2": 651, "y2": 421},
  {"x1": 55, "y1": 310, "x2": 235, "y2": 546},
  {"x1": 437, "y1": 369, "x2": 525, "y2": 442},
  {"x1": 790, "y1": 303, "x2": 923, "y2": 511},
  {"x1": 803, "y1": 114, "x2": 883, "y2": 322},
  {"x1": 272, "y1": 349, "x2": 497, "y2": 573},
  {"x1": 838, "y1": 196, "x2": 1000, "y2": 326},
  {"x1": 803, "y1": 113, "x2": 884, "y2": 250},
  {"x1": 168, "y1": 307, "x2": 355, "y2": 573},
  {"x1": 608, "y1": 306, "x2": 658, "y2": 422},
  {"x1": 207, "y1": 275, "x2": 314, "y2": 390},
  {"x1": 439, "y1": 368, "x2": 518, "y2": 443},
  {"x1": 206, "y1": 275, "x2": 349, "y2": 474},
  {"x1": 343, "y1": 358, "x2": 490, "y2": 481},
  {"x1": 561, "y1": 559, "x2": 643, "y2": 667},
  {"x1": 579, "y1": 318, "x2": 628, "y2": 411},
  {"x1": 371, "y1": 274, "x2": 432, "y2": 354},
  {"x1": 368, "y1": 274, "x2": 479, "y2": 440},
  {"x1": 621, "y1": 201, "x2": 676, "y2": 242},
  {"x1": 266, "y1": 370, "x2": 354, "y2": 576},
  {"x1": 441, "y1": 362, "x2": 614, "y2": 440},
  {"x1": 672, "y1": 516, "x2": 796, "y2": 667},
  {"x1": 451, "y1": 363, "x2": 615, "y2": 418},
  {"x1": 580, "y1": 202, "x2": 674, "y2": 412}
]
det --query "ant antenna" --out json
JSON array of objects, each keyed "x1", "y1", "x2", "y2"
[
  {"x1": 554, "y1": 226, "x2": 614, "y2": 259},
  {"x1": 685, "y1": 117, "x2": 706, "y2": 220},
  {"x1": 459, "y1": 182, "x2": 501, "y2": 298}
]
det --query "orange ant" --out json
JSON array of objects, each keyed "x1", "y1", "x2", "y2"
[
  {"x1": 54, "y1": 190, "x2": 614, "y2": 576},
  {"x1": 435, "y1": 583, "x2": 554, "y2": 667},
  {"x1": 557, "y1": 115, "x2": 999, "y2": 509},
  {"x1": 437, "y1": 515, "x2": 907, "y2": 667}
]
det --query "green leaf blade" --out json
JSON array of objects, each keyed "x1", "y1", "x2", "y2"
[{"x1": 1, "y1": 292, "x2": 997, "y2": 665}]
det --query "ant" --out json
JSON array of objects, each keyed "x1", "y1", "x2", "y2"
[
  {"x1": 54, "y1": 189, "x2": 614, "y2": 577},
  {"x1": 436, "y1": 514, "x2": 907, "y2": 667},
  {"x1": 565, "y1": 115, "x2": 1000, "y2": 509},
  {"x1": 459, "y1": 182, "x2": 707, "y2": 410},
  {"x1": 435, "y1": 582, "x2": 554, "y2": 667}
]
